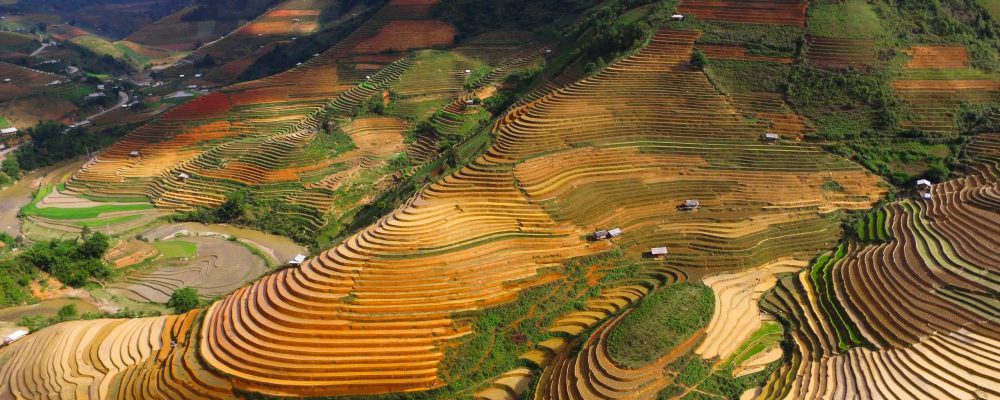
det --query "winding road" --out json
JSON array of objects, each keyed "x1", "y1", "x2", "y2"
[{"x1": 80, "y1": 90, "x2": 129, "y2": 122}]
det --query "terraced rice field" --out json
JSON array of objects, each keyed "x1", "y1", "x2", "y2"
[
  {"x1": 108, "y1": 237, "x2": 267, "y2": 304},
  {"x1": 352, "y1": 20, "x2": 456, "y2": 53},
  {"x1": 0, "y1": 61, "x2": 66, "y2": 101},
  {"x1": 125, "y1": 5, "x2": 243, "y2": 50},
  {"x1": 390, "y1": 50, "x2": 480, "y2": 119},
  {"x1": 894, "y1": 49, "x2": 1000, "y2": 134},
  {"x1": 22, "y1": 184, "x2": 167, "y2": 238},
  {"x1": 696, "y1": 259, "x2": 805, "y2": 360},
  {"x1": 678, "y1": 0, "x2": 808, "y2": 26},
  {"x1": 804, "y1": 36, "x2": 877, "y2": 69},
  {"x1": 66, "y1": 1, "x2": 456, "y2": 234},
  {"x1": 0, "y1": 28, "x2": 885, "y2": 398},
  {"x1": 141, "y1": 222, "x2": 308, "y2": 266},
  {"x1": 105, "y1": 238, "x2": 160, "y2": 268},
  {"x1": 754, "y1": 133, "x2": 1000, "y2": 399},
  {"x1": 0, "y1": 62, "x2": 63, "y2": 87},
  {"x1": 536, "y1": 310, "x2": 699, "y2": 399},
  {"x1": 728, "y1": 92, "x2": 812, "y2": 137},
  {"x1": 0, "y1": 31, "x2": 37, "y2": 53},
  {"x1": 0, "y1": 311, "x2": 235, "y2": 399},
  {"x1": 697, "y1": 44, "x2": 793, "y2": 63},
  {"x1": 161, "y1": 0, "x2": 342, "y2": 83},
  {"x1": 906, "y1": 45, "x2": 970, "y2": 69}
]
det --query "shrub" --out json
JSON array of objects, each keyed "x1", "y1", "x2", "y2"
[
  {"x1": 822, "y1": 179, "x2": 846, "y2": 192},
  {"x1": 689, "y1": 49, "x2": 707, "y2": 70},
  {"x1": 924, "y1": 161, "x2": 950, "y2": 182},
  {"x1": 482, "y1": 93, "x2": 513, "y2": 115},
  {"x1": 57, "y1": 304, "x2": 78, "y2": 320},
  {"x1": 168, "y1": 287, "x2": 201, "y2": 313}
]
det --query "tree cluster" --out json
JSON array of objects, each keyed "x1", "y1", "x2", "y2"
[
  {"x1": 14, "y1": 121, "x2": 133, "y2": 171},
  {"x1": 0, "y1": 231, "x2": 112, "y2": 307},
  {"x1": 168, "y1": 287, "x2": 202, "y2": 313},
  {"x1": 21, "y1": 230, "x2": 112, "y2": 287},
  {"x1": 176, "y1": 190, "x2": 318, "y2": 245}
]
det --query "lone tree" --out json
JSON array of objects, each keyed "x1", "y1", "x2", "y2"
[
  {"x1": 168, "y1": 287, "x2": 201, "y2": 313},
  {"x1": 689, "y1": 49, "x2": 707, "y2": 70}
]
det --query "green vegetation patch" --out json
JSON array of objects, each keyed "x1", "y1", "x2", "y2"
[
  {"x1": 54, "y1": 85, "x2": 95, "y2": 102},
  {"x1": 0, "y1": 116, "x2": 9, "y2": 129},
  {"x1": 154, "y1": 240, "x2": 198, "y2": 259},
  {"x1": 9, "y1": 231, "x2": 113, "y2": 295},
  {"x1": 300, "y1": 125, "x2": 357, "y2": 164},
  {"x1": 86, "y1": 72, "x2": 113, "y2": 81},
  {"x1": 723, "y1": 321, "x2": 784, "y2": 369},
  {"x1": 0, "y1": 232, "x2": 28, "y2": 307},
  {"x1": 176, "y1": 189, "x2": 325, "y2": 246},
  {"x1": 21, "y1": 185, "x2": 153, "y2": 220},
  {"x1": 69, "y1": 35, "x2": 150, "y2": 69},
  {"x1": 853, "y1": 207, "x2": 891, "y2": 243},
  {"x1": 70, "y1": 214, "x2": 145, "y2": 228},
  {"x1": 788, "y1": 64, "x2": 897, "y2": 118},
  {"x1": 841, "y1": 139, "x2": 954, "y2": 185},
  {"x1": 697, "y1": 21, "x2": 802, "y2": 57},
  {"x1": 808, "y1": 244, "x2": 864, "y2": 350},
  {"x1": 0, "y1": 31, "x2": 38, "y2": 53},
  {"x1": 980, "y1": 0, "x2": 1000, "y2": 20},
  {"x1": 874, "y1": 0, "x2": 1000, "y2": 71},
  {"x1": 705, "y1": 59, "x2": 791, "y2": 93},
  {"x1": 168, "y1": 287, "x2": 202, "y2": 313},
  {"x1": 808, "y1": 0, "x2": 884, "y2": 39},
  {"x1": 607, "y1": 282, "x2": 714, "y2": 368},
  {"x1": 662, "y1": 354, "x2": 783, "y2": 400}
]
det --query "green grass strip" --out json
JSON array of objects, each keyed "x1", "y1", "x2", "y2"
[
  {"x1": 812, "y1": 243, "x2": 863, "y2": 350},
  {"x1": 724, "y1": 321, "x2": 783, "y2": 368},
  {"x1": 70, "y1": 214, "x2": 144, "y2": 228},
  {"x1": 154, "y1": 240, "x2": 197, "y2": 259},
  {"x1": 22, "y1": 185, "x2": 154, "y2": 220}
]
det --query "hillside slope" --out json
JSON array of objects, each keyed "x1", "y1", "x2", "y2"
[
  {"x1": 0, "y1": 27, "x2": 885, "y2": 399},
  {"x1": 1, "y1": 1, "x2": 999, "y2": 399}
]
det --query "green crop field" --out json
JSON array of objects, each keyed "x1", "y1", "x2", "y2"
[
  {"x1": 154, "y1": 240, "x2": 198, "y2": 259},
  {"x1": 723, "y1": 321, "x2": 784, "y2": 369},
  {"x1": 607, "y1": 283, "x2": 715, "y2": 368},
  {"x1": 979, "y1": 0, "x2": 1000, "y2": 19},
  {"x1": 706, "y1": 60, "x2": 791, "y2": 93},
  {"x1": 70, "y1": 36, "x2": 151, "y2": 69},
  {"x1": 807, "y1": 0, "x2": 884, "y2": 39},
  {"x1": 21, "y1": 185, "x2": 154, "y2": 220},
  {"x1": 71, "y1": 214, "x2": 145, "y2": 228}
]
